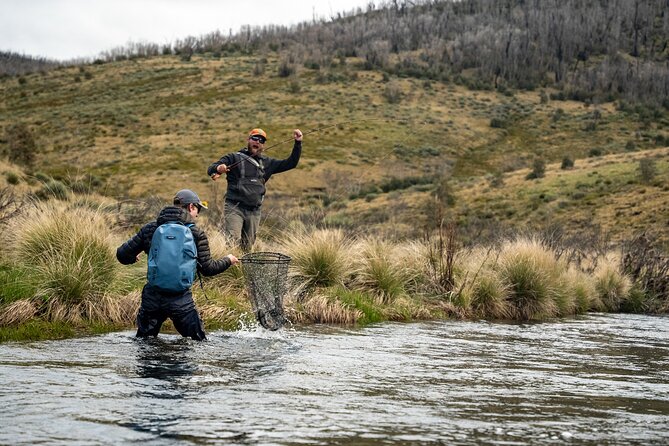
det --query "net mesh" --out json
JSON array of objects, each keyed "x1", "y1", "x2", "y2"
[{"x1": 240, "y1": 251, "x2": 291, "y2": 330}]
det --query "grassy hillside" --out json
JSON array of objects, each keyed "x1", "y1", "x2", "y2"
[{"x1": 1, "y1": 53, "x2": 667, "y2": 247}]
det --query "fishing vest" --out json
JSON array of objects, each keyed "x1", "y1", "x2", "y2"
[{"x1": 229, "y1": 151, "x2": 266, "y2": 208}]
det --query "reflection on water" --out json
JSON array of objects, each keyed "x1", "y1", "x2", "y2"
[{"x1": 1, "y1": 314, "x2": 668, "y2": 445}]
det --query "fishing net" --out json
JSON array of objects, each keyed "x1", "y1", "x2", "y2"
[{"x1": 240, "y1": 251, "x2": 291, "y2": 330}]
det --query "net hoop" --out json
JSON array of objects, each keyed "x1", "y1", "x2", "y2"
[{"x1": 241, "y1": 251, "x2": 291, "y2": 265}]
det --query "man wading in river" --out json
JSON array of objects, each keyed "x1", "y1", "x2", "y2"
[
  {"x1": 116, "y1": 189, "x2": 239, "y2": 341},
  {"x1": 207, "y1": 128, "x2": 302, "y2": 251}
]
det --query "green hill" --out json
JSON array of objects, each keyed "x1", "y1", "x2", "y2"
[{"x1": 1, "y1": 53, "x2": 667, "y2": 248}]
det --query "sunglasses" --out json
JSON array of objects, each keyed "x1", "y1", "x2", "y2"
[
  {"x1": 194, "y1": 201, "x2": 208, "y2": 213},
  {"x1": 250, "y1": 135, "x2": 266, "y2": 143}
]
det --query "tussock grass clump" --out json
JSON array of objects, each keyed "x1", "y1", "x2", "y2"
[
  {"x1": 467, "y1": 272, "x2": 512, "y2": 319},
  {"x1": 5, "y1": 202, "x2": 127, "y2": 323},
  {"x1": 198, "y1": 290, "x2": 252, "y2": 330},
  {"x1": 383, "y1": 295, "x2": 434, "y2": 321},
  {"x1": 594, "y1": 255, "x2": 631, "y2": 311},
  {"x1": 563, "y1": 267, "x2": 600, "y2": 313},
  {"x1": 496, "y1": 238, "x2": 561, "y2": 320},
  {"x1": 351, "y1": 238, "x2": 412, "y2": 303},
  {"x1": 454, "y1": 247, "x2": 511, "y2": 319},
  {"x1": 281, "y1": 228, "x2": 351, "y2": 290}
]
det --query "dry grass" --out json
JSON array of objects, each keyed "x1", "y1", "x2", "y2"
[
  {"x1": 594, "y1": 254, "x2": 632, "y2": 311},
  {"x1": 351, "y1": 238, "x2": 412, "y2": 303},
  {"x1": 0, "y1": 299, "x2": 40, "y2": 325},
  {"x1": 293, "y1": 294, "x2": 362, "y2": 324},
  {"x1": 280, "y1": 228, "x2": 352, "y2": 290},
  {"x1": 563, "y1": 267, "x2": 600, "y2": 313},
  {"x1": 495, "y1": 238, "x2": 563, "y2": 320}
]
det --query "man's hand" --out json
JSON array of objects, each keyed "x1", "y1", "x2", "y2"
[
  {"x1": 211, "y1": 163, "x2": 229, "y2": 180},
  {"x1": 294, "y1": 129, "x2": 303, "y2": 141},
  {"x1": 226, "y1": 254, "x2": 240, "y2": 265}
]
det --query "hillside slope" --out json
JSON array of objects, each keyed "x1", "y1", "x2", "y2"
[{"x1": 0, "y1": 53, "x2": 667, "y2": 246}]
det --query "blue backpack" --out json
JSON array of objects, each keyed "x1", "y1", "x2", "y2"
[{"x1": 147, "y1": 222, "x2": 197, "y2": 291}]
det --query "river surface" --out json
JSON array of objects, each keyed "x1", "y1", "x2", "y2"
[{"x1": 1, "y1": 314, "x2": 668, "y2": 445}]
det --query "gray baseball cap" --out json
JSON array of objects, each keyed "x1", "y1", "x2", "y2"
[{"x1": 173, "y1": 189, "x2": 208, "y2": 209}]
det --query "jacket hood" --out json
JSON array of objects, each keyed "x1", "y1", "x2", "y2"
[{"x1": 157, "y1": 206, "x2": 194, "y2": 225}]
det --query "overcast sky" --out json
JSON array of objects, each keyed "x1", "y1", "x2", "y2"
[{"x1": 1, "y1": 0, "x2": 376, "y2": 61}]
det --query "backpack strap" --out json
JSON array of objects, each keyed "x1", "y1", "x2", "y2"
[{"x1": 187, "y1": 223, "x2": 212, "y2": 303}]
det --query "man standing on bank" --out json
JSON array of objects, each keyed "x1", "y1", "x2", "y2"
[{"x1": 207, "y1": 128, "x2": 302, "y2": 250}]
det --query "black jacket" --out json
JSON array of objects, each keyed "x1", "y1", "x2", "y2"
[
  {"x1": 207, "y1": 140, "x2": 301, "y2": 208},
  {"x1": 116, "y1": 206, "x2": 232, "y2": 276}
]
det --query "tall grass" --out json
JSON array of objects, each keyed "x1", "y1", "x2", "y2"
[
  {"x1": 4, "y1": 202, "x2": 128, "y2": 323},
  {"x1": 594, "y1": 255, "x2": 632, "y2": 311},
  {"x1": 280, "y1": 228, "x2": 351, "y2": 290},
  {"x1": 351, "y1": 238, "x2": 412, "y2": 303},
  {"x1": 0, "y1": 194, "x2": 657, "y2": 338},
  {"x1": 496, "y1": 238, "x2": 561, "y2": 320},
  {"x1": 563, "y1": 267, "x2": 600, "y2": 313},
  {"x1": 467, "y1": 272, "x2": 513, "y2": 319}
]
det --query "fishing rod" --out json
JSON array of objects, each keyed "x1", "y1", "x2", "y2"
[{"x1": 222, "y1": 118, "x2": 402, "y2": 171}]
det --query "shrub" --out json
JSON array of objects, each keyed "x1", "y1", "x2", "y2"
[
  {"x1": 638, "y1": 158, "x2": 657, "y2": 183},
  {"x1": 3, "y1": 123, "x2": 38, "y2": 167},
  {"x1": 490, "y1": 117, "x2": 508, "y2": 128},
  {"x1": 252, "y1": 61, "x2": 265, "y2": 76},
  {"x1": 588, "y1": 148, "x2": 603, "y2": 157},
  {"x1": 289, "y1": 79, "x2": 301, "y2": 93},
  {"x1": 526, "y1": 159, "x2": 546, "y2": 180},
  {"x1": 5, "y1": 171, "x2": 20, "y2": 185},
  {"x1": 383, "y1": 81, "x2": 402, "y2": 104},
  {"x1": 621, "y1": 232, "x2": 669, "y2": 305},
  {"x1": 561, "y1": 157, "x2": 574, "y2": 170},
  {"x1": 539, "y1": 90, "x2": 548, "y2": 104},
  {"x1": 278, "y1": 60, "x2": 295, "y2": 77}
]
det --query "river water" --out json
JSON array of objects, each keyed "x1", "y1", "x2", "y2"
[{"x1": 1, "y1": 313, "x2": 668, "y2": 445}]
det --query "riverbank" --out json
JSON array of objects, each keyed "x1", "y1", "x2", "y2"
[{"x1": 1, "y1": 197, "x2": 667, "y2": 343}]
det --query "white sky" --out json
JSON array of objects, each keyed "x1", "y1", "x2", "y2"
[{"x1": 0, "y1": 0, "x2": 376, "y2": 61}]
